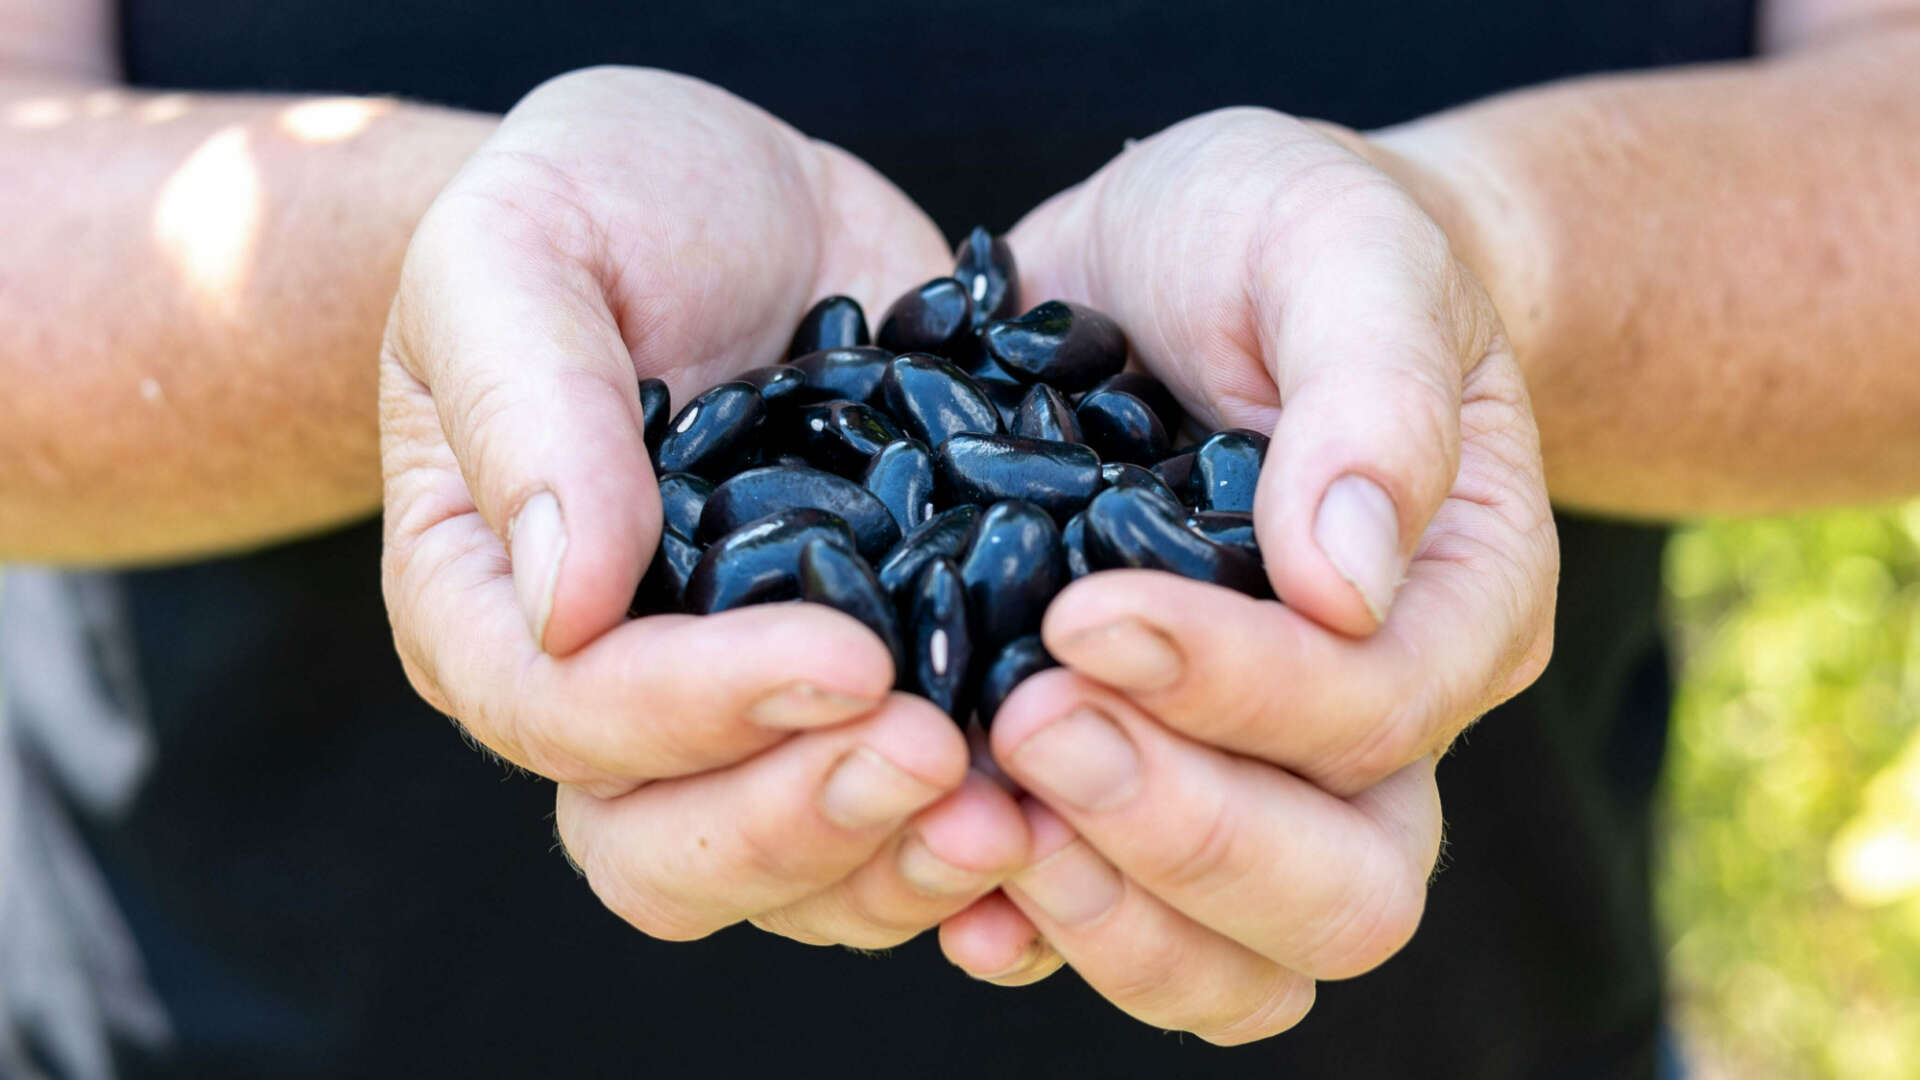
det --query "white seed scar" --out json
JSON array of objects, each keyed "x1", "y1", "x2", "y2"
[
  {"x1": 809, "y1": 417, "x2": 826, "y2": 432},
  {"x1": 675, "y1": 405, "x2": 700, "y2": 434},
  {"x1": 971, "y1": 277, "x2": 988, "y2": 303},
  {"x1": 930, "y1": 629, "x2": 949, "y2": 677},
  {"x1": 920, "y1": 501, "x2": 935, "y2": 522}
]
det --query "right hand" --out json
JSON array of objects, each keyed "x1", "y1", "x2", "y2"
[{"x1": 379, "y1": 68, "x2": 1028, "y2": 948}]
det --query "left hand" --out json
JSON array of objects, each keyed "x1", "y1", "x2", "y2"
[{"x1": 936, "y1": 107, "x2": 1559, "y2": 1042}]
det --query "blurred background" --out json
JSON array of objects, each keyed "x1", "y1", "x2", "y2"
[{"x1": 1662, "y1": 503, "x2": 1920, "y2": 1079}]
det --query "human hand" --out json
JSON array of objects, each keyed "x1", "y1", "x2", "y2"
[
  {"x1": 380, "y1": 68, "x2": 1027, "y2": 949},
  {"x1": 937, "y1": 108, "x2": 1559, "y2": 1041}
]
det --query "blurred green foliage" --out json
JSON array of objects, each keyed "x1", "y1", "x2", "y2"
[{"x1": 1661, "y1": 503, "x2": 1920, "y2": 1079}]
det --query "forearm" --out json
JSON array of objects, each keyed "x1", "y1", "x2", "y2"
[
  {"x1": 0, "y1": 75, "x2": 493, "y2": 564},
  {"x1": 1374, "y1": 24, "x2": 1920, "y2": 517}
]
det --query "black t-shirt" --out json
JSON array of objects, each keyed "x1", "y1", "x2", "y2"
[{"x1": 90, "y1": 2, "x2": 1751, "y2": 1076}]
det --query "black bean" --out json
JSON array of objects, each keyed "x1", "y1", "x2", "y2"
[
  {"x1": 958, "y1": 501, "x2": 1065, "y2": 655},
  {"x1": 881, "y1": 352, "x2": 1003, "y2": 447},
  {"x1": 953, "y1": 226, "x2": 1020, "y2": 328},
  {"x1": 786, "y1": 295, "x2": 870, "y2": 359},
  {"x1": 655, "y1": 382, "x2": 764, "y2": 480},
  {"x1": 1151, "y1": 449, "x2": 1199, "y2": 504},
  {"x1": 1061, "y1": 512, "x2": 1092, "y2": 580},
  {"x1": 738, "y1": 364, "x2": 808, "y2": 407},
  {"x1": 683, "y1": 508, "x2": 858, "y2": 615},
  {"x1": 1187, "y1": 510, "x2": 1260, "y2": 558},
  {"x1": 799, "y1": 538, "x2": 905, "y2": 675},
  {"x1": 638, "y1": 378, "x2": 672, "y2": 457},
  {"x1": 981, "y1": 300, "x2": 1127, "y2": 392},
  {"x1": 935, "y1": 433, "x2": 1101, "y2": 525},
  {"x1": 875, "y1": 504, "x2": 981, "y2": 602},
  {"x1": 967, "y1": 353, "x2": 1033, "y2": 425},
  {"x1": 904, "y1": 556, "x2": 973, "y2": 722},
  {"x1": 864, "y1": 438, "x2": 938, "y2": 533},
  {"x1": 656, "y1": 472, "x2": 712, "y2": 541},
  {"x1": 1100, "y1": 462, "x2": 1180, "y2": 505},
  {"x1": 790, "y1": 346, "x2": 893, "y2": 405},
  {"x1": 630, "y1": 530, "x2": 703, "y2": 616},
  {"x1": 1086, "y1": 372, "x2": 1183, "y2": 436},
  {"x1": 1076, "y1": 387, "x2": 1170, "y2": 466},
  {"x1": 1193, "y1": 429, "x2": 1269, "y2": 513},
  {"x1": 1010, "y1": 383, "x2": 1082, "y2": 443},
  {"x1": 1081, "y1": 487, "x2": 1273, "y2": 599},
  {"x1": 976, "y1": 635, "x2": 1057, "y2": 730},
  {"x1": 877, "y1": 277, "x2": 974, "y2": 357},
  {"x1": 786, "y1": 399, "x2": 904, "y2": 477},
  {"x1": 698, "y1": 465, "x2": 901, "y2": 560}
]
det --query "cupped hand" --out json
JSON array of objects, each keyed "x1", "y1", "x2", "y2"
[
  {"x1": 379, "y1": 68, "x2": 1026, "y2": 949},
  {"x1": 938, "y1": 108, "x2": 1559, "y2": 1041}
]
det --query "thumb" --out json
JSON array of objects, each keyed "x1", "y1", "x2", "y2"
[{"x1": 388, "y1": 196, "x2": 660, "y2": 656}]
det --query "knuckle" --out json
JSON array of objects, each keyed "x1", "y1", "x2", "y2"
[
  {"x1": 1316, "y1": 703, "x2": 1424, "y2": 795},
  {"x1": 1100, "y1": 930, "x2": 1195, "y2": 1016},
  {"x1": 583, "y1": 845, "x2": 718, "y2": 944},
  {"x1": 1201, "y1": 976, "x2": 1317, "y2": 1047},
  {"x1": 1139, "y1": 786, "x2": 1245, "y2": 896},
  {"x1": 1300, "y1": 848, "x2": 1427, "y2": 979},
  {"x1": 733, "y1": 812, "x2": 847, "y2": 888}
]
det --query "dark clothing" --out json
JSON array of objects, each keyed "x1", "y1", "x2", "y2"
[{"x1": 86, "y1": 2, "x2": 1748, "y2": 1075}]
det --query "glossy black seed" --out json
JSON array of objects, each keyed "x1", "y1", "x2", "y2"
[
  {"x1": 799, "y1": 537, "x2": 905, "y2": 674},
  {"x1": 877, "y1": 277, "x2": 974, "y2": 357},
  {"x1": 1151, "y1": 449, "x2": 1199, "y2": 503},
  {"x1": 655, "y1": 382, "x2": 764, "y2": 480},
  {"x1": 875, "y1": 504, "x2": 981, "y2": 602},
  {"x1": 697, "y1": 465, "x2": 900, "y2": 560},
  {"x1": 1087, "y1": 372, "x2": 1183, "y2": 435},
  {"x1": 1101, "y1": 462, "x2": 1180, "y2": 505},
  {"x1": 881, "y1": 353, "x2": 1003, "y2": 447},
  {"x1": 904, "y1": 556, "x2": 973, "y2": 721},
  {"x1": 656, "y1": 472, "x2": 712, "y2": 541},
  {"x1": 1193, "y1": 429, "x2": 1270, "y2": 513},
  {"x1": 790, "y1": 346, "x2": 893, "y2": 404},
  {"x1": 958, "y1": 501, "x2": 1065, "y2": 655},
  {"x1": 981, "y1": 300, "x2": 1127, "y2": 392},
  {"x1": 683, "y1": 508, "x2": 858, "y2": 615},
  {"x1": 953, "y1": 226, "x2": 1020, "y2": 328},
  {"x1": 1062, "y1": 512, "x2": 1092, "y2": 580},
  {"x1": 738, "y1": 364, "x2": 808, "y2": 407},
  {"x1": 1081, "y1": 487, "x2": 1273, "y2": 599},
  {"x1": 1187, "y1": 511, "x2": 1260, "y2": 559},
  {"x1": 638, "y1": 378, "x2": 672, "y2": 456},
  {"x1": 786, "y1": 295, "x2": 869, "y2": 359},
  {"x1": 976, "y1": 635, "x2": 1058, "y2": 730},
  {"x1": 935, "y1": 434, "x2": 1102, "y2": 525},
  {"x1": 1077, "y1": 387, "x2": 1170, "y2": 466},
  {"x1": 786, "y1": 400, "x2": 904, "y2": 477},
  {"x1": 630, "y1": 530, "x2": 703, "y2": 616},
  {"x1": 967, "y1": 353, "x2": 1032, "y2": 425},
  {"x1": 864, "y1": 439, "x2": 938, "y2": 533},
  {"x1": 1010, "y1": 384, "x2": 1082, "y2": 443}
]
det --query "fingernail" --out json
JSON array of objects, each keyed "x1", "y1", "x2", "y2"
[
  {"x1": 1054, "y1": 619, "x2": 1182, "y2": 692},
  {"x1": 748, "y1": 682, "x2": 880, "y2": 729},
  {"x1": 1009, "y1": 707, "x2": 1140, "y2": 813},
  {"x1": 818, "y1": 747, "x2": 943, "y2": 831},
  {"x1": 509, "y1": 492, "x2": 566, "y2": 650},
  {"x1": 1011, "y1": 840, "x2": 1124, "y2": 927},
  {"x1": 897, "y1": 834, "x2": 986, "y2": 896},
  {"x1": 1314, "y1": 474, "x2": 1402, "y2": 623}
]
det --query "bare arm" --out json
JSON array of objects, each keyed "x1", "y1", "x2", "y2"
[
  {"x1": 0, "y1": 0, "x2": 493, "y2": 563},
  {"x1": 1373, "y1": 0, "x2": 1920, "y2": 517}
]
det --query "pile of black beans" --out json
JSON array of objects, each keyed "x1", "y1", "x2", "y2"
[{"x1": 631, "y1": 227, "x2": 1271, "y2": 728}]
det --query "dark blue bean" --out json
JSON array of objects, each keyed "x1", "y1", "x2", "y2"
[
  {"x1": 877, "y1": 277, "x2": 974, "y2": 357},
  {"x1": 786, "y1": 400, "x2": 903, "y2": 477},
  {"x1": 1062, "y1": 512, "x2": 1092, "y2": 580},
  {"x1": 638, "y1": 378, "x2": 671, "y2": 457},
  {"x1": 953, "y1": 226, "x2": 1020, "y2": 328},
  {"x1": 683, "y1": 508, "x2": 857, "y2": 615},
  {"x1": 738, "y1": 364, "x2": 808, "y2": 407},
  {"x1": 881, "y1": 352, "x2": 1002, "y2": 447},
  {"x1": 935, "y1": 434, "x2": 1101, "y2": 525},
  {"x1": 1100, "y1": 462, "x2": 1179, "y2": 505},
  {"x1": 958, "y1": 501, "x2": 1065, "y2": 655},
  {"x1": 967, "y1": 353, "x2": 1032, "y2": 426},
  {"x1": 864, "y1": 439, "x2": 938, "y2": 533},
  {"x1": 1193, "y1": 429, "x2": 1269, "y2": 513},
  {"x1": 656, "y1": 472, "x2": 712, "y2": 541},
  {"x1": 786, "y1": 295, "x2": 869, "y2": 359},
  {"x1": 698, "y1": 465, "x2": 900, "y2": 560},
  {"x1": 1151, "y1": 449, "x2": 1199, "y2": 504},
  {"x1": 1076, "y1": 387, "x2": 1169, "y2": 466},
  {"x1": 629, "y1": 530, "x2": 703, "y2": 616},
  {"x1": 904, "y1": 556, "x2": 973, "y2": 722},
  {"x1": 1082, "y1": 487, "x2": 1273, "y2": 599},
  {"x1": 875, "y1": 504, "x2": 981, "y2": 602},
  {"x1": 790, "y1": 346, "x2": 893, "y2": 404},
  {"x1": 1010, "y1": 383, "x2": 1082, "y2": 443},
  {"x1": 799, "y1": 538, "x2": 905, "y2": 675},
  {"x1": 655, "y1": 382, "x2": 764, "y2": 480},
  {"x1": 1187, "y1": 511, "x2": 1260, "y2": 558},
  {"x1": 1086, "y1": 372, "x2": 1183, "y2": 436},
  {"x1": 981, "y1": 300, "x2": 1126, "y2": 392},
  {"x1": 976, "y1": 635, "x2": 1057, "y2": 730}
]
